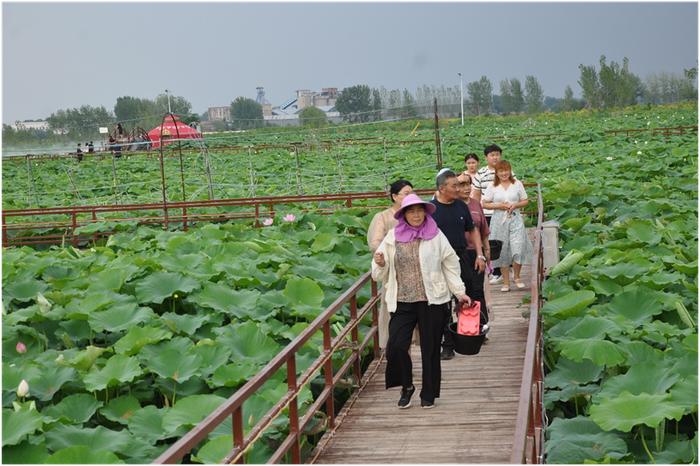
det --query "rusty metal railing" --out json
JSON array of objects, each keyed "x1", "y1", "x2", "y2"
[
  {"x1": 153, "y1": 272, "x2": 380, "y2": 464},
  {"x1": 510, "y1": 183, "x2": 545, "y2": 463},
  {"x1": 2, "y1": 189, "x2": 436, "y2": 247}
]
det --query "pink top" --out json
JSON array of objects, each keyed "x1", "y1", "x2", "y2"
[{"x1": 465, "y1": 198, "x2": 489, "y2": 250}]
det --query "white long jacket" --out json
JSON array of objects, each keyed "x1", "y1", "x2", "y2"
[{"x1": 371, "y1": 228, "x2": 466, "y2": 313}]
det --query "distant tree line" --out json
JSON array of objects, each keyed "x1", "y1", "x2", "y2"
[{"x1": 4, "y1": 56, "x2": 697, "y2": 145}]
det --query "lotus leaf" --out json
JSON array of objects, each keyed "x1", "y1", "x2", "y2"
[
  {"x1": 68, "y1": 345, "x2": 107, "y2": 371},
  {"x1": 190, "y1": 344, "x2": 231, "y2": 377},
  {"x1": 593, "y1": 262, "x2": 651, "y2": 282},
  {"x1": 620, "y1": 340, "x2": 664, "y2": 366},
  {"x1": 2, "y1": 407, "x2": 44, "y2": 446},
  {"x1": 146, "y1": 349, "x2": 201, "y2": 383},
  {"x1": 100, "y1": 395, "x2": 141, "y2": 424},
  {"x1": 157, "y1": 253, "x2": 205, "y2": 274},
  {"x1": 29, "y1": 365, "x2": 77, "y2": 401},
  {"x1": 187, "y1": 282, "x2": 260, "y2": 319},
  {"x1": 545, "y1": 416, "x2": 628, "y2": 463},
  {"x1": 88, "y1": 303, "x2": 156, "y2": 333},
  {"x1": 586, "y1": 277, "x2": 623, "y2": 296},
  {"x1": 127, "y1": 405, "x2": 169, "y2": 443},
  {"x1": 43, "y1": 393, "x2": 102, "y2": 424},
  {"x1": 133, "y1": 272, "x2": 200, "y2": 304},
  {"x1": 2, "y1": 363, "x2": 42, "y2": 393},
  {"x1": 57, "y1": 319, "x2": 91, "y2": 342},
  {"x1": 215, "y1": 322, "x2": 282, "y2": 365},
  {"x1": 138, "y1": 336, "x2": 193, "y2": 359},
  {"x1": 211, "y1": 362, "x2": 259, "y2": 388},
  {"x1": 3, "y1": 277, "x2": 48, "y2": 303},
  {"x1": 64, "y1": 292, "x2": 135, "y2": 319},
  {"x1": 544, "y1": 384, "x2": 600, "y2": 409},
  {"x1": 160, "y1": 311, "x2": 210, "y2": 335},
  {"x1": 559, "y1": 338, "x2": 626, "y2": 367},
  {"x1": 652, "y1": 438, "x2": 699, "y2": 464},
  {"x1": 192, "y1": 434, "x2": 233, "y2": 463},
  {"x1": 2, "y1": 439, "x2": 49, "y2": 463},
  {"x1": 45, "y1": 445, "x2": 124, "y2": 464},
  {"x1": 545, "y1": 357, "x2": 604, "y2": 389},
  {"x1": 87, "y1": 265, "x2": 139, "y2": 292},
  {"x1": 541, "y1": 290, "x2": 596, "y2": 319},
  {"x1": 626, "y1": 219, "x2": 662, "y2": 245},
  {"x1": 565, "y1": 315, "x2": 620, "y2": 340},
  {"x1": 162, "y1": 394, "x2": 225, "y2": 434},
  {"x1": 113, "y1": 325, "x2": 172, "y2": 355},
  {"x1": 668, "y1": 375, "x2": 698, "y2": 413},
  {"x1": 607, "y1": 287, "x2": 663, "y2": 325},
  {"x1": 590, "y1": 391, "x2": 685, "y2": 432},
  {"x1": 119, "y1": 436, "x2": 169, "y2": 462},
  {"x1": 597, "y1": 361, "x2": 679, "y2": 401},
  {"x1": 83, "y1": 354, "x2": 143, "y2": 392},
  {"x1": 310, "y1": 232, "x2": 341, "y2": 252},
  {"x1": 44, "y1": 423, "x2": 132, "y2": 453}
]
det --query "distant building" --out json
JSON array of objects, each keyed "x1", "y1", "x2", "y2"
[
  {"x1": 208, "y1": 106, "x2": 231, "y2": 122},
  {"x1": 10, "y1": 120, "x2": 50, "y2": 131}
]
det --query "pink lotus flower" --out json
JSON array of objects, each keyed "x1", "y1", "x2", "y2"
[
  {"x1": 15, "y1": 342, "x2": 27, "y2": 354},
  {"x1": 17, "y1": 379, "x2": 29, "y2": 398},
  {"x1": 283, "y1": 214, "x2": 296, "y2": 222},
  {"x1": 262, "y1": 218, "x2": 274, "y2": 226}
]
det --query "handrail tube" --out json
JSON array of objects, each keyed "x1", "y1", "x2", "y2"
[
  {"x1": 510, "y1": 184, "x2": 545, "y2": 463},
  {"x1": 154, "y1": 272, "x2": 377, "y2": 464}
]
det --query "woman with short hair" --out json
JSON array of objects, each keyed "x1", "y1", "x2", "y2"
[{"x1": 372, "y1": 193, "x2": 471, "y2": 409}]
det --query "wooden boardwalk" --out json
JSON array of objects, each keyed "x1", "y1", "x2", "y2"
[{"x1": 312, "y1": 265, "x2": 532, "y2": 463}]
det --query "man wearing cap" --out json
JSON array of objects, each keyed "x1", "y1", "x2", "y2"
[{"x1": 431, "y1": 169, "x2": 486, "y2": 360}]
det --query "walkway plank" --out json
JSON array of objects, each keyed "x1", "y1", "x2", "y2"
[{"x1": 312, "y1": 264, "x2": 532, "y2": 463}]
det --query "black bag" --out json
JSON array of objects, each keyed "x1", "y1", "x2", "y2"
[{"x1": 488, "y1": 240, "x2": 503, "y2": 261}]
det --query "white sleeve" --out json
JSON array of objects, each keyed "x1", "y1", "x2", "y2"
[
  {"x1": 517, "y1": 180, "x2": 528, "y2": 200},
  {"x1": 483, "y1": 184, "x2": 495, "y2": 202}
]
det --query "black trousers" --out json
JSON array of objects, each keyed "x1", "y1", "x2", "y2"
[
  {"x1": 485, "y1": 215, "x2": 501, "y2": 277},
  {"x1": 441, "y1": 249, "x2": 488, "y2": 351},
  {"x1": 385, "y1": 301, "x2": 447, "y2": 403}
]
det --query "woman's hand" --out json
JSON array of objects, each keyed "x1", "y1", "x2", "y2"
[
  {"x1": 373, "y1": 251, "x2": 386, "y2": 267},
  {"x1": 456, "y1": 294, "x2": 472, "y2": 307},
  {"x1": 507, "y1": 203, "x2": 517, "y2": 214}
]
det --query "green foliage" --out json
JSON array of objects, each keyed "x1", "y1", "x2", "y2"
[
  {"x1": 524, "y1": 75, "x2": 544, "y2": 114},
  {"x1": 230, "y1": 97, "x2": 264, "y2": 129},
  {"x1": 467, "y1": 76, "x2": 493, "y2": 115},
  {"x1": 335, "y1": 84, "x2": 372, "y2": 122},
  {"x1": 46, "y1": 105, "x2": 114, "y2": 139},
  {"x1": 299, "y1": 106, "x2": 327, "y2": 128}
]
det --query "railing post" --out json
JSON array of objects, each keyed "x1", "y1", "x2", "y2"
[
  {"x1": 71, "y1": 211, "x2": 78, "y2": 247},
  {"x1": 371, "y1": 279, "x2": 379, "y2": 358},
  {"x1": 182, "y1": 207, "x2": 188, "y2": 231},
  {"x1": 232, "y1": 407, "x2": 244, "y2": 464},
  {"x1": 287, "y1": 355, "x2": 301, "y2": 463},
  {"x1": 2, "y1": 213, "x2": 7, "y2": 248},
  {"x1": 350, "y1": 295, "x2": 361, "y2": 383},
  {"x1": 91, "y1": 210, "x2": 98, "y2": 243},
  {"x1": 323, "y1": 320, "x2": 335, "y2": 428}
]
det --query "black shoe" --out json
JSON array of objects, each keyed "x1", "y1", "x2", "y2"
[
  {"x1": 398, "y1": 385, "x2": 415, "y2": 409},
  {"x1": 440, "y1": 348, "x2": 455, "y2": 360},
  {"x1": 421, "y1": 399, "x2": 435, "y2": 409}
]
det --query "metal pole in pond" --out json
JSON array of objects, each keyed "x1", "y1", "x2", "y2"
[
  {"x1": 25, "y1": 155, "x2": 39, "y2": 206},
  {"x1": 158, "y1": 116, "x2": 169, "y2": 229},
  {"x1": 248, "y1": 147, "x2": 256, "y2": 198},
  {"x1": 433, "y1": 97, "x2": 443, "y2": 169},
  {"x1": 293, "y1": 144, "x2": 303, "y2": 195},
  {"x1": 202, "y1": 145, "x2": 214, "y2": 200},
  {"x1": 111, "y1": 153, "x2": 120, "y2": 204}
]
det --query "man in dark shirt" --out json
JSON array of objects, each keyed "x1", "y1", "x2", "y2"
[{"x1": 431, "y1": 169, "x2": 486, "y2": 360}]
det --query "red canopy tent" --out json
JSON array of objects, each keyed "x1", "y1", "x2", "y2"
[{"x1": 147, "y1": 115, "x2": 202, "y2": 149}]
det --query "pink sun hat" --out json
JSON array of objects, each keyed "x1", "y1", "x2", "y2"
[{"x1": 394, "y1": 193, "x2": 437, "y2": 219}]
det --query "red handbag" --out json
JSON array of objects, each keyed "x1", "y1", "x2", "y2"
[{"x1": 457, "y1": 301, "x2": 481, "y2": 336}]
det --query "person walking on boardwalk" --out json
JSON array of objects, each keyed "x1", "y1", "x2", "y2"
[
  {"x1": 456, "y1": 172, "x2": 490, "y2": 328},
  {"x1": 367, "y1": 179, "x2": 414, "y2": 349},
  {"x1": 372, "y1": 193, "x2": 471, "y2": 409},
  {"x1": 472, "y1": 144, "x2": 515, "y2": 285},
  {"x1": 482, "y1": 160, "x2": 533, "y2": 292},
  {"x1": 431, "y1": 169, "x2": 486, "y2": 360}
]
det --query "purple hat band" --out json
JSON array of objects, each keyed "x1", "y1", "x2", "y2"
[{"x1": 394, "y1": 193, "x2": 436, "y2": 219}]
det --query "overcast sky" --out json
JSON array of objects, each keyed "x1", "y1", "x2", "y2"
[{"x1": 2, "y1": 1, "x2": 697, "y2": 123}]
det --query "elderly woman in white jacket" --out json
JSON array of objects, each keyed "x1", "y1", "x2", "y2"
[{"x1": 372, "y1": 193, "x2": 471, "y2": 409}]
